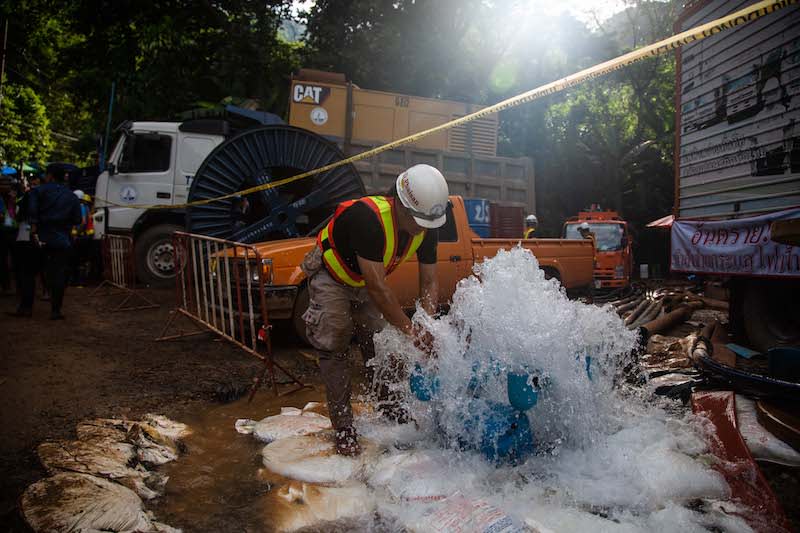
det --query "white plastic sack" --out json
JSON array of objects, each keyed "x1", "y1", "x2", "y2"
[
  {"x1": 76, "y1": 416, "x2": 190, "y2": 445},
  {"x1": 21, "y1": 472, "x2": 170, "y2": 533},
  {"x1": 524, "y1": 505, "x2": 644, "y2": 533},
  {"x1": 407, "y1": 492, "x2": 527, "y2": 533},
  {"x1": 236, "y1": 402, "x2": 331, "y2": 442},
  {"x1": 369, "y1": 450, "x2": 454, "y2": 502},
  {"x1": 261, "y1": 431, "x2": 379, "y2": 483},
  {"x1": 141, "y1": 414, "x2": 192, "y2": 441},
  {"x1": 36, "y1": 440, "x2": 166, "y2": 500},
  {"x1": 267, "y1": 480, "x2": 375, "y2": 532},
  {"x1": 736, "y1": 395, "x2": 800, "y2": 466},
  {"x1": 128, "y1": 423, "x2": 180, "y2": 466}
]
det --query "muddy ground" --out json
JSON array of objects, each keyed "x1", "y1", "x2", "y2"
[
  {"x1": 0, "y1": 284, "x2": 317, "y2": 529},
  {"x1": 1, "y1": 283, "x2": 799, "y2": 531}
]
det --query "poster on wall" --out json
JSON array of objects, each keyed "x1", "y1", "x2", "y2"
[{"x1": 671, "y1": 208, "x2": 800, "y2": 277}]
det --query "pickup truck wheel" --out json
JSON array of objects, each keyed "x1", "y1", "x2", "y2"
[
  {"x1": 741, "y1": 279, "x2": 800, "y2": 352},
  {"x1": 293, "y1": 286, "x2": 311, "y2": 346},
  {"x1": 135, "y1": 224, "x2": 182, "y2": 287}
]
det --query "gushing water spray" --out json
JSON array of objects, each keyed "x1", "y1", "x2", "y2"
[{"x1": 366, "y1": 248, "x2": 739, "y2": 530}]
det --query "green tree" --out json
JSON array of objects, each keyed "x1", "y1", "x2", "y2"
[
  {"x1": 2, "y1": 0, "x2": 301, "y2": 161},
  {"x1": 0, "y1": 81, "x2": 52, "y2": 162}
]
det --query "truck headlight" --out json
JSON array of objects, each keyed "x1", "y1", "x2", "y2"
[
  {"x1": 259, "y1": 258, "x2": 273, "y2": 285},
  {"x1": 246, "y1": 258, "x2": 273, "y2": 284}
]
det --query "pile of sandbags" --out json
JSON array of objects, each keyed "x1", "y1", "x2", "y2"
[
  {"x1": 240, "y1": 402, "x2": 534, "y2": 532},
  {"x1": 21, "y1": 415, "x2": 189, "y2": 533},
  {"x1": 237, "y1": 403, "x2": 380, "y2": 531}
]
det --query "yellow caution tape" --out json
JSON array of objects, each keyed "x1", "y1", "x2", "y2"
[{"x1": 100, "y1": 0, "x2": 796, "y2": 211}]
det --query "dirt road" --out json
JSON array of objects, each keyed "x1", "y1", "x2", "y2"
[{"x1": 0, "y1": 285, "x2": 315, "y2": 527}]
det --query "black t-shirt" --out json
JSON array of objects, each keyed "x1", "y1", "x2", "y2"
[{"x1": 329, "y1": 201, "x2": 438, "y2": 275}]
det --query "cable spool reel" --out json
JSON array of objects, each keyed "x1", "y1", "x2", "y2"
[{"x1": 187, "y1": 125, "x2": 365, "y2": 242}]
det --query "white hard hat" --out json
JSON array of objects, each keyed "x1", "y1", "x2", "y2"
[
  {"x1": 74, "y1": 189, "x2": 84, "y2": 199},
  {"x1": 578, "y1": 222, "x2": 590, "y2": 230},
  {"x1": 525, "y1": 214, "x2": 538, "y2": 226},
  {"x1": 395, "y1": 164, "x2": 449, "y2": 229}
]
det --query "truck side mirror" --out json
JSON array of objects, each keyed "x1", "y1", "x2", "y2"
[{"x1": 107, "y1": 163, "x2": 117, "y2": 175}]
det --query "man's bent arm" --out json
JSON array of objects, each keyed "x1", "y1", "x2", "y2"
[
  {"x1": 419, "y1": 262, "x2": 438, "y2": 315},
  {"x1": 357, "y1": 256, "x2": 413, "y2": 335}
]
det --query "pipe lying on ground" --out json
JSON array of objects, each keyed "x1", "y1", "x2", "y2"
[
  {"x1": 617, "y1": 296, "x2": 644, "y2": 316},
  {"x1": 624, "y1": 298, "x2": 651, "y2": 326},
  {"x1": 629, "y1": 300, "x2": 663, "y2": 329},
  {"x1": 611, "y1": 293, "x2": 639, "y2": 308},
  {"x1": 699, "y1": 296, "x2": 729, "y2": 312},
  {"x1": 640, "y1": 305, "x2": 694, "y2": 338}
]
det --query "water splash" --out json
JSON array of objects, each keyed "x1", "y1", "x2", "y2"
[{"x1": 365, "y1": 248, "x2": 742, "y2": 530}]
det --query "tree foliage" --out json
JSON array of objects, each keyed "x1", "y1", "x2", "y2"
[
  {"x1": 0, "y1": 80, "x2": 52, "y2": 162},
  {"x1": 2, "y1": 0, "x2": 679, "y2": 264},
  {"x1": 2, "y1": 0, "x2": 301, "y2": 162}
]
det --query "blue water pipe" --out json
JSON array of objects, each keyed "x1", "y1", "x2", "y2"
[{"x1": 409, "y1": 362, "x2": 540, "y2": 464}]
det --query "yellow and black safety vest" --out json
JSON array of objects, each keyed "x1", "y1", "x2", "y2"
[
  {"x1": 523, "y1": 228, "x2": 536, "y2": 239},
  {"x1": 318, "y1": 196, "x2": 426, "y2": 287}
]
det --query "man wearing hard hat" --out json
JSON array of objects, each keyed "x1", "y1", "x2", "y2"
[
  {"x1": 523, "y1": 214, "x2": 538, "y2": 239},
  {"x1": 301, "y1": 164, "x2": 448, "y2": 456},
  {"x1": 578, "y1": 222, "x2": 595, "y2": 245}
]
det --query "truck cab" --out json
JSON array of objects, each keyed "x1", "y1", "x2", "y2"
[
  {"x1": 93, "y1": 121, "x2": 227, "y2": 285},
  {"x1": 563, "y1": 208, "x2": 632, "y2": 289}
]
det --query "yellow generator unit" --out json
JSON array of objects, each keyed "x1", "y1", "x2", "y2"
[{"x1": 288, "y1": 69, "x2": 499, "y2": 156}]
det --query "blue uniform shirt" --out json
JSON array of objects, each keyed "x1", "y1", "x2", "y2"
[{"x1": 28, "y1": 182, "x2": 82, "y2": 249}]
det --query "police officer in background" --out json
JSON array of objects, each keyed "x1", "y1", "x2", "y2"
[{"x1": 27, "y1": 164, "x2": 81, "y2": 319}]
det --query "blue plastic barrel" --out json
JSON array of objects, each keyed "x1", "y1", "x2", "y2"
[{"x1": 464, "y1": 198, "x2": 491, "y2": 238}]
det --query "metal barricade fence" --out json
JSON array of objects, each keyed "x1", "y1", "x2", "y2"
[
  {"x1": 156, "y1": 231, "x2": 306, "y2": 399},
  {"x1": 89, "y1": 234, "x2": 158, "y2": 312}
]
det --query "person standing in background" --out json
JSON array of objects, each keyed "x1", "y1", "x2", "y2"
[
  {"x1": 7, "y1": 176, "x2": 41, "y2": 317},
  {"x1": 523, "y1": 214, "x2": 538, "y2": 239},
  {"x1": 27, "y1": 165, "x2": 81, "y2": 320},
  {"x1": 0, "y1": 182, "x2": 18, "y2": 295}
]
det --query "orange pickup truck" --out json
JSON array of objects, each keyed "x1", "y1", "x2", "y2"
[{"x1": 251, "y1": 196, "x2": 594, "y2": 337}]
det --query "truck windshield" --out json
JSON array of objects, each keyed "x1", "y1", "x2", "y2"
[
  {"x1": 118, "y1": 133, "x2": 172, "y2": 173},
  {"x1": 565, "y1": 223, "x2": 624, "y2": 251}
]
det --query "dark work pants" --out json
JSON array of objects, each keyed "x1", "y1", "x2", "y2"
[
  {"x1": 44, "y1": 247, "x2": 71, "y2": 315},
  {"x1": 13, "y1": 241, "x2": 39, "y2": 311}
]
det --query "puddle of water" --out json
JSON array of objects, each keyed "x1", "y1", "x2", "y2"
[
  {"x1": 151, "y1": 386, "x2": 326, "y2": 532},
  {"x1": 151, "y1": 249, "x2": 754, "y2": 532}
]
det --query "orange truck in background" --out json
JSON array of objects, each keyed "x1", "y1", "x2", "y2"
[
  {"x1": 562, "y1": 208, "x2": 633, "y2": 289},
  {"x1": 248, "y1": 196, "x2": 594, "y2": 338}
]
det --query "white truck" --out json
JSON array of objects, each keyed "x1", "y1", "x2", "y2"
[{"x1": 93, "y1": 120, "x2": 227, "y2": 285}]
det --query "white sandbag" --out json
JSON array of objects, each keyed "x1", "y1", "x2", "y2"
[
  {"x1": 736, "y1": 395, "x2": 800, "y2": 466},
  {"x1": 407, "y1": 492, "x2": 528, "y2": 533},
  {"x1": 261, "y1": 431, "x2": 379, "y2": 483},
  {"x1": 267, "y1": 480, "x2": 376, "y2": 532},
  {"x1": 524, "y1": 506, "x2": 643, "y2": 533},
  {"x1": 142, "y1": 414, "x2": 192, "y2": 441},
  {"x1": 77, "y1": 416, "x2": 190, "y2": 446},
  {"x1": 21, "y1": 472, "x2": 159, "y2": 532},
  {"x1": 76, "y1": 418, "x2": 132, "y2": 443},
  {"x1": 634, "y1": 447, "x2": 729, "y2": 502},
  {"x1": 36, "y1": 440, "x2": 166, "y2": 500},
  {"x1": 128, "y1": 422, "x2": 180, "y2": 466},
  {"x1": 369, "y1": 450, "x2": 454, "y2": 502},
  {"x1": 236, "y1": 403, "x2": 331, "y2": 442}
]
